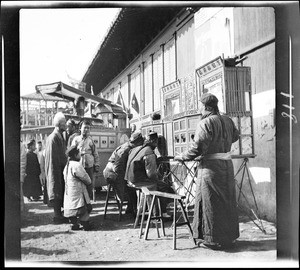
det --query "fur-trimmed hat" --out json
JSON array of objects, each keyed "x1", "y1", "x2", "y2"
[
  {"x1": 147, "y1": 130, "x2": 158, "y2": 141},
  {"x1": 66, "y1": 145, "x2": 79, "y2": 158},
  {"x1": 129, "y1": 131, "x2": 144, "y2": 144}
]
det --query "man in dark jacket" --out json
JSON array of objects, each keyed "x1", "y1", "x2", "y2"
[
  {"x1": 125, "y1": 131, "x2": 174, "y2": 217},
  {"x1": 104, "y1": 131, "x2": 145, "y2": 217},
  {"x1": 174, "y1": 93, "x2": 240, "y2": 250}
]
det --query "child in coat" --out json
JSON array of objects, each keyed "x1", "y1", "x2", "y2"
[{"x1": 63, "y1": 145, "x2": 93, "y2": 231}]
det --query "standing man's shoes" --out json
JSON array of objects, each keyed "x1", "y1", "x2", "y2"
[
  {"x1": 71, "y1": 224, "x2": 81, "y2": 230},
  {"x1": 53, "y1": 216, "x2": 69, "y2": 224}
]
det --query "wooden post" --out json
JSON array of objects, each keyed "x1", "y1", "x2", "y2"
[
  {"x1": 22, "y1": 98, "x2": 25, "y2": 126},
  {"x1": 45, "y1": 101, "x2": 47, "y2": 126},
  {"x1": 35, "y1": 108, "x2": 38, "y2": 126},
  {"x1": 39, "y1": 100, "x2": 41, "y2": 126},
  {"x1": 26, "y1": 99, "x2": 29, "y2": 126}
]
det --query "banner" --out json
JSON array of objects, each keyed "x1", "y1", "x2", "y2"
[
  {"x1": 116, "y1": 90, "x2": 126, "y2": 110},
  {"x1": 131, "y1": 92, "x2": 139, "y2": 113}
]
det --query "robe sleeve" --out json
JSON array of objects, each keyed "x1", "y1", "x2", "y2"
[
  {"x1": 180, "y1": 120, "x2": 213, "y2": 160},
  {"x1": 73, "y1": 162, "x2": 92, "y2": 186}
]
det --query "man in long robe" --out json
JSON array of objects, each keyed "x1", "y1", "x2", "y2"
[
  {"x1": 174, "y1": 93, "x2": 240, "y2": 250},
  {"x1": 23, "y1": 139, "x2": 42, "y2": 201},
  {"x1": 44, "y1": 112, "x2": 68, "y2": 224}
]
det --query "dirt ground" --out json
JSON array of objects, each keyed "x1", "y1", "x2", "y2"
[{"x1": 16, "y1": 188, "x2": 281, "y2": 267}]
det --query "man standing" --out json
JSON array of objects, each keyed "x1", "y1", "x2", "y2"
[
  {"x1": 23, "y1": 139, "x2": 42, "y2": 202},
  {"x1": 72, "y1": 120, "x2": 100, "y2": 200},
  {"x1": 64, "y1": 119, "x2": 79, "y2": 148},
  {"x1": 174, "y1": 93, "x2": 240, "y2": 250},
  {"x1": 44, "y1": 112, "x2": 68, "y2": 224}
]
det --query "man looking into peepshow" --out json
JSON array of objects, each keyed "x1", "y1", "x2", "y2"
[
  {"x1": 44, "y1": 112, "x2": 69, "y2": 224},
  {"x1": 174, "y1": 92, "x2": 240, "y2": 250},
  {"x1": 125, "y1": 131, "x2": 174, "y2": 219}
]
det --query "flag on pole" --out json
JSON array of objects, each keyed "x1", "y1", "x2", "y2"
[
  {"x1": 131, "y1": 92, "x2": 139, "y2": 113},
  {"x1": 116, "y1": 91, "x2": 125, "y2": 110}
]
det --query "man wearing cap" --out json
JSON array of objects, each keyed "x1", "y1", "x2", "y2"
[
  {"x1": 44, "y1": 112, "x2": 68, "y2": 224},
  {"x1": 125, "y1": 131, "x2": 174, "y2": 218},
  {"x1": 104, "y1": 130, "x2": 145, "y2": 217},
  {"x1": 174, "y1": 92, "x2": 240, "y2": 250}
]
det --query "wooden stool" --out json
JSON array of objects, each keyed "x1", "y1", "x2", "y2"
[
  {"x1": 103, "y1": 183, "x2": 125, "y2": 221},
  {"x1": 127, "y1": 183, "x2": 157, "y2": 233},
  {"x1": 139, "y1": 187, "x2": 164, "y2": 239},
  {"x1": 142, "y1": 187, "x2": 197, "y2": 250}
]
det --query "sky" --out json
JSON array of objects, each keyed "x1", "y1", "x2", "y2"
[{"x1": 20, "y1": 7, "x2": 121, "y2": 96}]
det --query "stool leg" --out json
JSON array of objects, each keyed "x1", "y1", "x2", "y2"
[
  {"x1": 118, "y1": 199, "x2": 123, "y2": 222},
  {"x1": 173, "y1": 198, "x2": 177, "y2": 250},
  {"x1": 157, "y1": 197, "x2": 165, "y2": 237},
  {"x1": 139, "y1": 193, "x2": 148, "y2": 238},
  {"x1": 178, "y1": 199, "x2": 196, "y2": 245},
  {"x1": 144, "y1": 195, "x2": 156, "y2": 240},
  {"x1": 93, "y1": 187, "x2": 96, "y2": 202},
  {"x1": 134, "y1": 191, "x2": 143, "y2": 229},
  {"x1": 103, "y1": 184, "x2": 112, "y2": 219}
]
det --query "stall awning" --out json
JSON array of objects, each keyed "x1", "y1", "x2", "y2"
[
  {"x1": 35, "y1": 81, "x2": 112, "y2": 106},
  {"x1": 35, "y1": 81, "x2": 127, "y2": 118}
]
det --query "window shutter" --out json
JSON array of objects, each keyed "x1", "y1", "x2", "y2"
[
  {"x1": 164, "y1": 37, "x2": 176, "y2": 85},
  {"x1": 144, "y1": 57, "x2": 153, "y2": 114},
  {"x1": 153, "y1": 48, "x2": 163, "y2": 110}
]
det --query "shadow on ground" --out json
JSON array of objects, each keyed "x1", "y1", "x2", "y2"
[{"x1": 21, "y1": 189, "x2": 276, "y2": 254}]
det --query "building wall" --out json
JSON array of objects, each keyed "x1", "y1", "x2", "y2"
[
  {"x1": 233, "y1": 7, "x2": 276, "y2": 222},
  {"x1": 98, "y1": 7, "x2": 276, "y2": 222},
  {"x1": 194, "y1": 8, "x2": 234, "y2": 68}
]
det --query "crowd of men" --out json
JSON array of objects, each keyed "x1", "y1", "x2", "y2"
[{"x1": 20, "y1": 93, "x2": 241, "y2": 250}]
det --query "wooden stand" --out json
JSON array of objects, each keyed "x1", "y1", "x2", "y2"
[{"x1": 235, "y1": 157, "x2": 266, "y2": 234}]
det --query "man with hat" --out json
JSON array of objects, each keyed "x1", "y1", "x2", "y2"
[
  {"x1": 125, "y1": 130, "x2": 175, "y2": 218},
  {"x1": 103, "y1": 130, "x2": 145, "y2": 217},
  {"x1": 174, "y1": 92, "x2": 240, "y2": 250}
]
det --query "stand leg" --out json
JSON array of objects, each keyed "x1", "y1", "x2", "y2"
[
  {"x1": 144, "y1": 195, "x2": 156, "y2": 240},
  {"x1": 173, "y1": 198, "x2": 177, "y2": 250},
  {"x1": 139, "y1": 193, "x2": 148, "y2": 238},
  {"x1": 134, "y1": 191, "x2": 143, "y2": 229},
  {"x1": 157, "y1": 197, "x2": 165, "y2": 237},
  {"x1": 235, "y1": 158, "x2": 266, "y2": 234},
  {"x1": 178, "y1": 199, "x2": 196, "y2": 245}
]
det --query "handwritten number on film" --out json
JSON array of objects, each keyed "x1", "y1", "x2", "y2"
[{"x1": 280, "y1": 92, "x2": 298, "y2": 124}]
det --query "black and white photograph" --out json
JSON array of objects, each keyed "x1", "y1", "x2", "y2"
[{"x1": 2, "y1": 1, "x2": 299, "y2": 268}]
